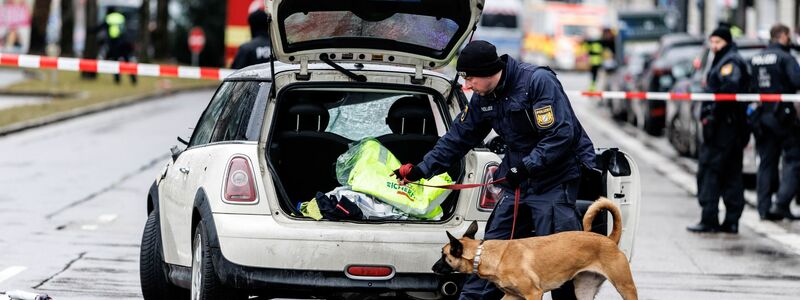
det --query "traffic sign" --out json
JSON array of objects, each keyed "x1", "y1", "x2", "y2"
[{"x1": 188, "y1": 27, "x2": 206, "y2": 54}]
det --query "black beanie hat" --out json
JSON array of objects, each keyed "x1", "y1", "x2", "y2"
[
  {"x1": 710, "y1": 27, "x2": 732, "y2": 44},
  {"x1": 457, "y1": 40, "x2": 505, "y2": 78}
]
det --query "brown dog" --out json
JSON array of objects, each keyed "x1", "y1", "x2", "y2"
[{"x1": 432, "y1": 198, "x2": 637, "y2": 300}]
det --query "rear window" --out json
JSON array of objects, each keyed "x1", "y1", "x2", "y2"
[
  {"x1": 326, "y1": 93, "x2": 438, "y2": 141},
  {"x1": 284, "y1": 11, "x2": 459, "y2": 51}
]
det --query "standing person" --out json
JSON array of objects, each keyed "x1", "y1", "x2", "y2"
[
  {"x1": 392, "y1": 40, "x2": 596, "y2": 300},
  {"x1": 749, "y1": 24, "x2": 800, "y2": 221},
  {"x1": 231, "y1": 9, "x2": 271, "y2": 69},
  {"x1": 583, "y1": 29, "x2": 604, "y2": 91},
  {"x1": 99, "y1": 7, "x2": 136, "y2": 85},
  {"x1": 687, "y1": 28, "x2": 751, "y2": 234}
]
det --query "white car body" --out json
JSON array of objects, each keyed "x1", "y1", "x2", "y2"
[{"x1": 140, "y1": 1, "x2": 642, "y2": 299}]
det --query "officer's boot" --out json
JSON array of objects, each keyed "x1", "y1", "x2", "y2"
[
  {"x1": 719, "y1": 221, "x2": 738, "y2": 234},
  {"x1": 769, "y1": 204, "x2": 800, "y2": 221}
]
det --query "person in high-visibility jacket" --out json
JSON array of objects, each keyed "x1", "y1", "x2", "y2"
[
  {"x1": 99, "y1": 7, "x2": 136, "y2": 85},
  {"x1": 583, "y1": 31, "x2": 605, "y2": 91}
]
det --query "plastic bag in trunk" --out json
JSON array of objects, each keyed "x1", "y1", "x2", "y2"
[
  {"x1": 326, "y1": 187, "x2": 442, "y2": 221},
  {"x1": 336, "y1": 138, "x2": 451, "y2": 219}
]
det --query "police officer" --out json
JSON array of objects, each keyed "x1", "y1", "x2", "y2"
[
  {"x1": 101, "y1": 7, "x2": 136, "y2": 85},
  {"x1": 393, "y1": 40, "x2": 596, "y2": 300},
  {"x1": 231, "y1": 10, "x2": 272, "y2": 69},
  {"x1": 751, "y1": 24, "x2": 800, "y2": 221},
  {"x1": 687, "y1": 28, "x2": 751, "y2": 233}
]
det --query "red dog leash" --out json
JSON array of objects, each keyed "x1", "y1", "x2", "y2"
[{"x1": 395, "y1": 164, "x2": 522, "y2": 240}]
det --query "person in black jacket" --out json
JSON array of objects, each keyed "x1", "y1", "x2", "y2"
[
  {"x1": 231, "y1": 10, "x2": 272, "y2": 69},
  {"x1": 750, "y1": 24, "x2": 800, "y2": 221},
  {"x1": 687, "y1": 27, "x2": 751, "y2": 234},
  {"x1": 393, "y1": 41, "x2": 596, "y2": 300}
]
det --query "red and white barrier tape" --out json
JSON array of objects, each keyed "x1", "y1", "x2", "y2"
[
  {"x1": 0, "y1": 53, "x2": 234, "y2": 81},
  {"x1": 580, "y1": 91, "x2": 800, "y2": 103}
]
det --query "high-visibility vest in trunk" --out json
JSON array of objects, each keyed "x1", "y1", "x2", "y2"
[{"x1": 337, "y1": 139, "x2": 452, "y2": 219}]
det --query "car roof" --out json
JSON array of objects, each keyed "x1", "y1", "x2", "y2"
[
  {"x1": 659, "y1": 33, "x2": 704, "y2": 47},
  {"x1": 224, "y1": 62, "x2": 451, "y2": 81}
]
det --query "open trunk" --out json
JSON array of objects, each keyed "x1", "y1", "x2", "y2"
[{"x1": 266, "y1": 85, "x2": 464, "y2": 222}]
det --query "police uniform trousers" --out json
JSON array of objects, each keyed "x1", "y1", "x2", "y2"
[
  {"x1": 774, "y1": 132, "x2": 800, "y2": 211},
  {"x1": 756, "y1": 127, "x2": 783, "y2": 217},
  {"x1": 459, "y1": 179, "x2": 581, "y2": 300},
  {"x1": 697, "y1": 140, "x2": 745, "y2": 227}
]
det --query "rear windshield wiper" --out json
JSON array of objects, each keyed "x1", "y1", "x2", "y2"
[{"x1": 319, "y1": 53, "x2": 367, "y2": 82}]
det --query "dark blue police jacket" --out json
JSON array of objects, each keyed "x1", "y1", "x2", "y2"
[{"x1": 417, "y1": 56, "x2": 596, "y2": 193}]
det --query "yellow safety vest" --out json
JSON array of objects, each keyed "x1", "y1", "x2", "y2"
[
  {"x1": 338, "y1": 139, "x2": 452, "y2": 219},
  {"x1": 105, "y1": 12, "x2": 125, "y2": 39},
  {"x1": 588, "y1": 41, "x2": 603, "y2": 66}
]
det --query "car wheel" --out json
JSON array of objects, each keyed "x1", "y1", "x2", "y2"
[
  {"x1": 140, "y1": 210, "x2": 186, "y2": 300},
  {"x1": 191, "y1": 221, "x2": 244, "y2": 300}
]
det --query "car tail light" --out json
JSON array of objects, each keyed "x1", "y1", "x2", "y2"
[
  {"x1": 224, "y1": 156, "x2": 257, "y2": 203},
  {"x1": 346, "y1": 265, "x2": 394, "y2": 278},
  {"x1": 479, "y1": 164, "x2": 502, "y2": 210}
]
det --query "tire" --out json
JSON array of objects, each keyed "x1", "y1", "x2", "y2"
[
  {"x1": 191, "y1": 221, "x2": 246, "y2": 300},
  {"x1": 140, "y1": 210, "x2": 186, "y2": 300}
]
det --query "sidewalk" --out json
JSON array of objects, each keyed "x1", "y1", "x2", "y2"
[{"x1": 0, "y1": 69, "x2": 217, "y2": 136}]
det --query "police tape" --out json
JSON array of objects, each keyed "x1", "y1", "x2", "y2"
[
  {"x1": 0, "y1": 53, "x2": 233, "y2": 81},
  {"x1": 580, "y1": 91, "x2": 800, "y2": 103}
]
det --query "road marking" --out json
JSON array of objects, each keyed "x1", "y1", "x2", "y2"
[
  {"x1": 81, "y1": 224, "x2": 98, "y2": 231},
  {"x1": 97, "y1": 214, "x2": 118, "y2": 223},
  {"x1": 571, "y1": 94, "x2": 800, "y2": 256},
  {"x1": 0, "y1": 266, "x2": 26, "y2": 283}
]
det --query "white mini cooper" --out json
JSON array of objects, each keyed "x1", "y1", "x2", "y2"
[{"x1": 139, "y1": 0, "x2": 641, "y2": 299}]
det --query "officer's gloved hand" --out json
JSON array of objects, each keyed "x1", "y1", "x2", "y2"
[
  {"x1": 392, "y1": 163, "x2": 424, "y2": 183},
  {"x1": 505, "y1": 163, "x2": 530, "y2": 188}
]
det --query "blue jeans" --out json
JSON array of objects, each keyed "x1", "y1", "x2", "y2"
[{"x1": 458, "y1": 180, "x2": 581, "y2": 300}]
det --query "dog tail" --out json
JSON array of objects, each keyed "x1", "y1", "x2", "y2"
[{"x1": 582, "y1": 197, "x2": 622, "y2": 245}]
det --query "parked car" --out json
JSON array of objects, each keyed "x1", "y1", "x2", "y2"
[
  {"x1": 138, "y1": 1, "x2": 642, "y2": 299},
  {"x1": 667, "y1": 38, "x2": 767, "y2": 188},
  {"x1": 604, "y1": 44, "x2": 658, "y2": 121},
  {"x1": 630, "y1": 33, "x2": 703, "y2": 136}
]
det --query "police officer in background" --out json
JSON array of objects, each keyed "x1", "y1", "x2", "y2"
[
  {"x1": 100, "y1": 7, "x2": 136, "y2": 85},
  {"x1": 687, "y1": 27, "x2": 751, "y2": 234},
  {"x1": 231, "y1": 10, "x2": 272, "y2": 69},
  {"x1": 750, "y1": 24, "x2": 800, "y2": 221},
  {"x1": 393, "y1": 40, "x2": 596, "y2": 300}
]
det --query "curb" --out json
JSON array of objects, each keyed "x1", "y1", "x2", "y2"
[
  {"x1": 0, "y1": 90, "x2": 77, "y2": 98},
  {"x1": 0, "y1": 85, "x2": 215, "y2": 137}
]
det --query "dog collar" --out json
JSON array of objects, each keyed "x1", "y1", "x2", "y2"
[{"x1": 472, "y1": 240, "x2": 485, "y2": 275}]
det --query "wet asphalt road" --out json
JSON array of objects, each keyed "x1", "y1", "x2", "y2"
[{"x1": 0, "y1": 73, "x2": 798, "y2": 299}]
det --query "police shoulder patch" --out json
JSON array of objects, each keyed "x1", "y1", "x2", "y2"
[
  {"x1": 534, "y1": 105, "x2": 555, "y2": 128},
  {"x1": 460, "y1": 106, "x2": 469, "y2": 122},
  {"x1": 720, "y1": 63, "x2": 734, "y2": 76}
]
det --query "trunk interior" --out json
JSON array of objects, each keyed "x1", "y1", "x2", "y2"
[{"x1": 266, "y1": 86, "x2": 464, "y2": 222}]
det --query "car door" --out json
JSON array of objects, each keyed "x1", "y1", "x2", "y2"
[{"x1": 160, "y1": 82, "x2": 234, "y2": 266}]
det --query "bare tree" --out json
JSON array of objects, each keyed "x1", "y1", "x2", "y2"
[
  {"x1": 28, "y1": 0, "x2": 52, "y2": 55},
  {"x1": 60, "y1": 0, "x2": 75, "y2": 56},
  {"x1": 153, "y1": 0, "x2": 170, "y2": 59},
  {"x1": 138, "y1": 0, "x2": 151, "y2": 61},
  {"x1": 82, "y1": 0, "x2": 98, "y2": 79}
]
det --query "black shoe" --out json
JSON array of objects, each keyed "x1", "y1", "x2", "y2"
[
  {"x1": 687, "y1": 223, "x2": 719, "y2": 233},
  {"x1": 761, "y1": 212, "x2": 784, "y2": 221},
  {"x1": 719, "y1": 222, "x2": 738, "y2": 234},
  {"x1": 769, "y1": 206, "x2": 800, "y2": 221}
]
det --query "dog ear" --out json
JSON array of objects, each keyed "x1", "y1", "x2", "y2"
[
  {"x1": 463, "y1": 221, "x2": 478, "y2": 239},
  {"x1": 447, "y1": 231, "x2": 463, "y2": 257}
]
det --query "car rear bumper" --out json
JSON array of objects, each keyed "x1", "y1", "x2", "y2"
[
  {"x1": 212, "y1": 213, "x2": 473, "y2": 272},
  {"x1": 210, "y1": 246, "x2": 465, "y2": 294}
]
